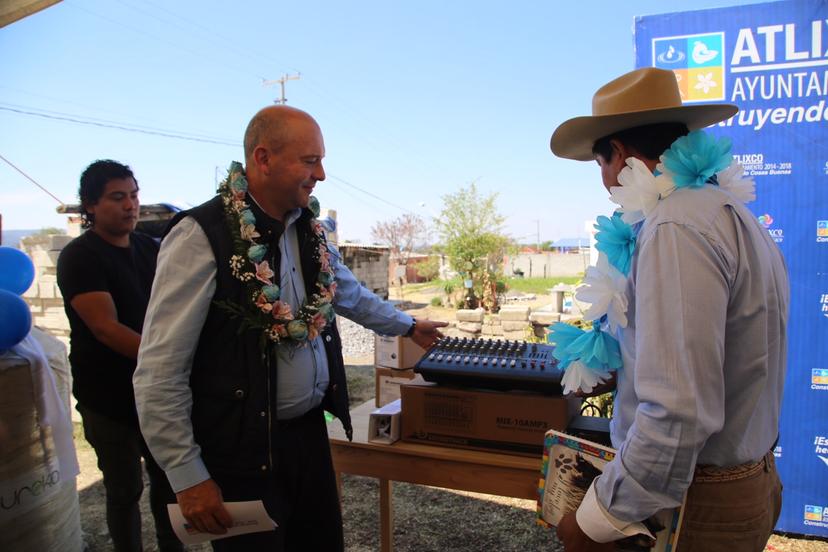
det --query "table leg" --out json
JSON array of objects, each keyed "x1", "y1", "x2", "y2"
[
  {"x1": 379, "y1": 478, "x2": 394, "y2": 552},
  {"x1": 335, "y1": 470, "x2": 343, "y2": 502}
]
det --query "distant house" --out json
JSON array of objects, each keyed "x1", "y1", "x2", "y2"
[
  {"x1": 338, "y1": 242, "x2": 391, "y2": 299},
  {"x1": 551, "y1": 237, "x2": 590, "y2": 253}
]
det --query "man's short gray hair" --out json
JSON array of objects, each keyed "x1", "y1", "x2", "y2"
[{"x1": 243, "y1": 110, "x2": 288, "y2": 162}]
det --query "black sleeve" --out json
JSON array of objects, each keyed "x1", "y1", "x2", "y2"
[{"x1": 57, "y1": 242, "x2": 110, "y2": 302}]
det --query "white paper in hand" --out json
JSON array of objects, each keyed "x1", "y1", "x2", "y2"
[{"x1": 167, "y1": 500, "x2": 277, "y2": 545}]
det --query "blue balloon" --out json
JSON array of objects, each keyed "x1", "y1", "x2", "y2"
[
  {"x1": 0, "y1": 246, "x2": 35, "y2": 295},
  {"x1": 0, "y1": 289, "x2": 31, "y2": 349}
]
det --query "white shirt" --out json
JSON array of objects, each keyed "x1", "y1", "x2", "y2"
[{"x1": 577, "y1": 185, "x2": 789, "y2": 542}]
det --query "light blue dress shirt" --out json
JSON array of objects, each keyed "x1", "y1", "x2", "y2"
[
  {"x1": 577, "y1": 185, "x2": 789, "y2": 541},
  {"x1": 134, "y1": 210, "x2": 412, "y2": 492}
]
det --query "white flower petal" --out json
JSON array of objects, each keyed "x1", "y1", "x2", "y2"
[
  {"x1": 717, "y1": 161, "x2": 756, "y2": 203},
  {"x1": 561, "y1": 360, "x2": 611, "y2": 395},
  {"x1": 612, "y1": 157, "x2": 662, "y2": 221},
  {"x1": 575, "y1": 263, "x2": 628, "y2": 329}
]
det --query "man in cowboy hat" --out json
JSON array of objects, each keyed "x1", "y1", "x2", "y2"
[{"x1": 550, "y1": 67, "x2": 789, "y2": 551}]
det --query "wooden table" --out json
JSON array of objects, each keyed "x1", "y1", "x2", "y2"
[{"x1": 327, "y1": 401, "x2": 542, "y2": 552}]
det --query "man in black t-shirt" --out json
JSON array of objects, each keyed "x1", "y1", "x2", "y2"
[{"x1": 57, "y1": 160, "x2": 181, "y2": 552}]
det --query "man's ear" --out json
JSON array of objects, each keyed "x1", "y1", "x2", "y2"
[
  {"x1": 252, "y1": 146, "x2": 270, "y2": 174},
  {"x1": 609, "y1": 139, "x2": 630, "y2": 171},
  {"x1": 82, "y1": 200, "x2": 95, "y2": 216}
]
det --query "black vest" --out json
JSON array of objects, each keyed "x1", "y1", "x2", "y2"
[{"x1": 165, "y1": 195, "x2": 352, "y2": 478}]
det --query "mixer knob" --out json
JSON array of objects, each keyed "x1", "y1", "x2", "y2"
[
  {"x1": 500, "y1": 359, "x2": 507, "y2": 367},
  {"x1": 472, "y1": 357, "x2": 479, "y2": 364},
  {"x1": 510, "y1": 359, "x2": 516, "y2": 368}
]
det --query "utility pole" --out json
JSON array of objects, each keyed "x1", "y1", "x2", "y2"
[
  {"x1": 262, "y1": 73, "x2": 301, "y2": 104},
  {"x1": 534, "y1": 219, "x2": 540, "y2": 252}
]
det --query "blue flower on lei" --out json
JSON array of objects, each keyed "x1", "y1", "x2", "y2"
[
  {"x1": 594, "y1": 212, "x2": 636, "y2": 276},
  {"x1": 240, "y1": 209, "x2": 256, "y2": 226},
  {"x1": 547, "y1": 322, "x2": 583, "y2": 369},
  {"x1": 660, "y1": 130, "x2": 732, "y2": 189},
  {"x1": 547, "y1": 321, "x2": 622, "y2": 372},
  {"x1": 262, "y1": 284, "x2": 280, "y2": 301},
  {"x1": 248, "y1": 244, "x2": 267, "y2": 263}
]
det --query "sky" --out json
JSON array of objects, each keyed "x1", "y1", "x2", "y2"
[{"x1": 0, "y1": 0, "x2": 764, "y2": 244}]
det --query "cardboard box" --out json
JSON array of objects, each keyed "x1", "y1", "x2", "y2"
[
  {"x1": 374, "y1": 334, "x2": 426, "y2": 369},
  {"x1": 400, "y1": 381, "x2": 581, "y2": 456},
  {"x1": 375, "y1": 366, "x2": 424, "y2": 407},
  {"x1": 368, "y1": 399, "x2": 402, "y2": 444}
]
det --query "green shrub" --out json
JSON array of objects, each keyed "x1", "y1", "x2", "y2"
[{"x1": 430, "y1": 296, "x2": 443, "y2": 307}]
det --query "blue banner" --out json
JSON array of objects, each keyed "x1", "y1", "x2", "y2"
[{"x1": 635, "y1": 0, "x2": 828, "y2": 537}]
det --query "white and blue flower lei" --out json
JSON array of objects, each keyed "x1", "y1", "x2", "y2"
[{"x1": 548, "y1": 130, "x2": 756, "y2": 394}]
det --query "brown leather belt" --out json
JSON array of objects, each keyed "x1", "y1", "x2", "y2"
[{"x1": 693, "y1": 450, "x2": 775, "y2": 483}]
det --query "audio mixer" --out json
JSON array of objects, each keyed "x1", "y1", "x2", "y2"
[{"x1": 413, "y1": 336, "x2": 563, "y2": 394}]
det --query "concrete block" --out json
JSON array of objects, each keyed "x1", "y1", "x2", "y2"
[
  {"x1": 457, "y1": 322, "x2": 483, "y2": 334},
  {"x1": 39, "y1": 282, "x2": 55, "y2": 298},
  {"x1": 499, "y1": 306, "x2": 530, "y2": 321},
  {"x1": 456, "y1": 308, "x2": 485, "y2": 323},
  {"x1": 46, "y1": 250, "x2": 61, "y2": 265},
  {"x1": 502, "y1": 321, "x2": 529, "y2": 332},
  {"x1": 481, "y1": 325, "x2": 495, "y2": 335},
  {"x1": 41, "y1": 298, "x2": 64, "y2": 309},
  {"x1": 530, "y1": 312, "x2": 561, "y2": 325},
  {"x1": 22, "y1": 281, "x2": 38, "y2": 298},
  {"x1": 503, "y1": 330, "x2": 529, "y2": 340},
  {"x1": 31, "y1": 249, "x2": 53, "y2": 268},
  {"x1": 49, "y1": 234, "x2": 73, "y2": 250}
]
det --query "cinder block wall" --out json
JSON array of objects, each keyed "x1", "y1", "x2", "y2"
[{"x1": 21, "y1": 234, "x2": 72, "y2": 350}]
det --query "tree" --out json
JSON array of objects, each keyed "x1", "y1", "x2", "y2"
[
  {"x1": 413, "y1": 255, "x2": 440, "y2": 282},
  {"x1": 370, "y1": 213, "x2": 425, "y2": 266},
  {"x1": 433, "y1": 183, "x2": 509, "y2": 309}
]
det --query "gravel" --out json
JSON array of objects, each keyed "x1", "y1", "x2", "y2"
[{"x1": 336, "y1": 316, "x2": 376, "y2": 358}]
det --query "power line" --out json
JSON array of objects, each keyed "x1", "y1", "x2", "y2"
[
  {"x1": 90, "y1": 1, "x2": 456, "y2": 194},
  {"x1": 0, "y1": 105, "x2": 241, "y2": 147},
  {"x1": 0, "y1": 153, "x2": 65, "y2": 206},
  {"x1": 1, "y1": 104, "x2": 416, "y2": 215},
  {"x1": 0, "y1": 101, "x2": 237, "y2": 142},
  {"x1": 2, "y1": 103, "x2": 416, "y2": 213},
  {"x1": 327, "y1": 173, "x2": 416, "y2": 215},
  {"x1": 117, "y1": 0, "x2": 295, "y2": 77},
  {"x1": 66, "y1": 1, "x2": 266, "y2": 82}
]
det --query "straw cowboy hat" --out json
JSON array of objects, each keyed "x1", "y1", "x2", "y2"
[{"x1": 550, "y1": 67, "x2": 738, "y2": 161}]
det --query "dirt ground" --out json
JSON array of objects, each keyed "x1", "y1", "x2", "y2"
[
  {"x1": 73, "y1": 288, "x2": 827, "y2": 551},
  {"x1": 74, "y1": 357, "x2": 828, "y2": 551}
]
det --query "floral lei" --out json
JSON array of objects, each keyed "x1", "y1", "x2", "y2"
[
  {"x1": 547, "y1": 130, "x2": 757, "y2": 394},
  {"x1": 215, "y1": 161, "x2": 337, "y2": 347}
]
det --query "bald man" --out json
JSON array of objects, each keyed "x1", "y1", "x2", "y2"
[{"x1": 134, "y1": 106, "x2": 446, "y2": 551}]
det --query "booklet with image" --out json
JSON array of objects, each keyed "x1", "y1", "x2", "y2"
[{"x1": 537, "y1": 428, "x2": 685, "y2": 552}]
